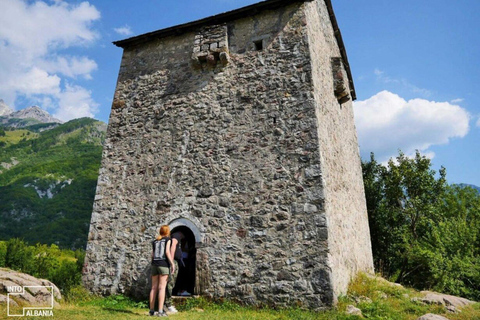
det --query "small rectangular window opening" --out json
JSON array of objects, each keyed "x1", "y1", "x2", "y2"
[{"x1": 253, "y1": 40, "x2": 263, "y2": 51}]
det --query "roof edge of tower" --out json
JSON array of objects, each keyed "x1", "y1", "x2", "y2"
[
  {"x1": 113, "y1": 0, "x2": 355, "y2": 100},
  {"x1": 113, "y1": 0, "x2": 313, "y2": 48}
]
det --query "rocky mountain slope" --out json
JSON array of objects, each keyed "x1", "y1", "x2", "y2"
[
  {"x1": 8, "y1": 106, "x2": 63, "y2": 124},
  {"x1": 0, "y1": 101, "x2": 63, "y2": 129}
]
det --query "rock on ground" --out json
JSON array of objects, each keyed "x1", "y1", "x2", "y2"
[
  {"x1": 416, "y1": 313, "x2": 451, "y2": 320},
  {"x1": 419, "y1": 291, "x2": 475, "y2": 308},
  {"x1": 0, "y1": 268, "x2": 61, "y2": 307},
  {"x1": 346, "y1": 304, "x2": 363, "y2": 316}
]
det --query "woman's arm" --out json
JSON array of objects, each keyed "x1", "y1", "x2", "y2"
[
  {"x1": 170, "y1": 238, "x2": 178, "y2": 260},
  {"x1": 166, "y1": 240, "x2": 175, "y2": 273}
]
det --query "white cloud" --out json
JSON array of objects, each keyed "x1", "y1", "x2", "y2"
[
  {"x1": 476, "y1": 117, "x2": 480, "y2": 128},
  {"x1": 354, "y1": 90, "x2": 470, "y2": 162},
  {"x1": 114, "y1": 25, "x2": 133, "y2": 36},
  {"x1": 6, "y1": 67, "x2": 61, "y2": 96},
  {"x1": 40, "y1": 56, "x2": 98, "y2": 79},
  {"x1": 0, "y1": 0, "x2": 100, "y2": 118},
  {"x1": 0, "y1": 0, "x2": 100, "y2": 57},
  {"x1": 450, "y1": 98, "x2": 464, "y2": 104},
  {"x1": 54, "y1": 84, "x2": 98, "y2": 121}
]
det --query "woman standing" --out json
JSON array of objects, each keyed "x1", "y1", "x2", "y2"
[{"x1": 149, "y1": 225, "x2": 175, "y2": 317}]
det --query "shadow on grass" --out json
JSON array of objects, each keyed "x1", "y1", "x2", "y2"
[{"x1": 101, "y1": 307, "x2": 142, "y2": 315}]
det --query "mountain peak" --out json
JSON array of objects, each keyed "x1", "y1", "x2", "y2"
[{"x1": 9, "y1": 106, "x2": 63, "y2": 124}]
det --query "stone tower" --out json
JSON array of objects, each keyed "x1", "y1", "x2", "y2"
[{"x1": 83, "y1": 0, "x2": 374, "y2": 308}]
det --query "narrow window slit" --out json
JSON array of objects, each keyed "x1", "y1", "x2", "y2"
[{"x1": 253, "y1": 40, "x2": 263, "y2": 51}]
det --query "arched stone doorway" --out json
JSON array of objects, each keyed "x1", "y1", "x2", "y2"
[{"x1": 169, "y1": 218, "x2": 202, "y2": 296}]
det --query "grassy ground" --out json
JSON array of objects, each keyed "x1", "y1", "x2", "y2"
[{"x1": 1, "y1": 274, "x2": 479, "y2": 320}]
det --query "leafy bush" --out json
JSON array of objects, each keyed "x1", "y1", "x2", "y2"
[
  {"x1": 51, "y1": 260, "x2": 82, "y2": 293},
  {"x1": 33, "y1": 243, "x2": 61, "y2": 279},
  {"x1": 5, "y1": 238, "x2": 34, "y2": 273}
]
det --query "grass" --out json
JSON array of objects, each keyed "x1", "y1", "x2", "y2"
[
  {"x1": 1, "y1": 274, "x2": 479, "y2": 320},
  {"x1": 0, "y1": 129, "x2": 37, "y2": 146},
  {"x1": 340, "y1": 273, "x2": 480, "y2": 320}
]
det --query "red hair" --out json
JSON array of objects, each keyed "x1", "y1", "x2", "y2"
[{"x1": 156, "y1": 225, "x2": 170, "y2": 240}]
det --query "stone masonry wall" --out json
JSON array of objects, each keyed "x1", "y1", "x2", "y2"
[
  {"x1": 83, "y1": 0, "x2": 373, "y2": 309},
  {"x1": 304, "y1": 1, "x2": 374, "y2": 299}
]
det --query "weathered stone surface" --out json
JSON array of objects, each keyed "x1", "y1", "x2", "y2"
[
  {"x1": 346, "y1": 304, "x2": 363, "y2": 316},
  {"x1": 416, "y1": 314, "x2": 451, "y2": 320},
  {"x1": 304, "y1": 0, "x2": 374, "y2": 298},
  {"x1": 331, "y1": 57, "x2": 350, "y2": 103},
  {"x1": 418, "y1": 291, "x2": 475, "y2": 308},
  {"x1": 0, "y1": 293, "x2": 16, "y2": 306},
  {"x1": 445, "y1": 305, "x2": 457, "y2": 313},
  {"x1": 83, "y1": 0, "x2": 373, "y2": 309},
  {"x1": 0, "y1": 268, "x2": 61, "y2": 307}
]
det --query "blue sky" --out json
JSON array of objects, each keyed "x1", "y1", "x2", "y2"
[{"x1": 0, "y1": 0, "x2": 479, "y2": 186}]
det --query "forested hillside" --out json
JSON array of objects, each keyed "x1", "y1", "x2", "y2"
[{"x1": 0, "y1": 118, "x2": 106, "y2": 249}]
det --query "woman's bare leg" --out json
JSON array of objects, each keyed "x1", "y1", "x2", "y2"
[
  {"x1": 158, "y1": 274, "x2": 168, "y2": 313},
  {"x1": 149, "y1": 275, "x2": 159, "y2": 311}
]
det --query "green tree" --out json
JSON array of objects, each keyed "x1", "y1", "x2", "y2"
[
  {"x1": 414, "y1": 185, "x2": 480, "y2": 299},
  {"x1": 0, "y1": 241, "x2": 7, "y2": 266},
  {"x1": 5, "y1": 238, "x2": 34, "y2": 273},
  {"x1": 362, "y1": 151, "x2": 480, "y2": 300},
  {"x1": 362, "y1": 153, "x2": 391, "y2": 272},
  {"x1": 362, "y1": 151, "x2": 447, "y2": 278}
]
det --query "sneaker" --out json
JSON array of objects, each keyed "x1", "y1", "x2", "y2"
[
  {"x1": 149, "y1": 310, "x2": 155, "y2": 316},
  {"x1": 157, "y1": 311, "x2": 168, "y2": 317},
  {"x1": 179, "y1": 290, "x2": 191, "y2": 296},
  {"x1": 167, "y1": 306, "x2": 178, "y2": 313}
]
